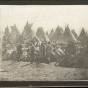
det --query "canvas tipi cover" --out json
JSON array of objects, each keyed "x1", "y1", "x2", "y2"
[
  {"x1": 49, "y1": 28, "x2": 54, "y2": 38},
  {"x1": 10, "y1": 24, "x2": 20, "y2": 38},
  {"x1": 36, "y1": 27, "x2": 45, "y2": 41},
  {"x1": 51, "y1": 26, "x2": 63, "y2": 41},
  {"x1": 57, "y1": 25, "x2": 77, "y2": 44},
  {"x1": 24, "y1": 31, "x2": 41, "y2": 43},
  {"x1": 22, "y1": 21, "x2": 32, "y2": 37},
  {"x1": 78, "y1": 28, "x2": 88, "y2": 45},
  {"x1": 71, "y1": 29, "x2": 78, "y2": 39},
  {"x1": 10, "y1": 24, "x2": 20, "y2": 44},
  {"x1": 46, "y1": 31, "x2": 49, "y2": 37},
  {"x1": 13, "y1": 34, "x2": 24, "y2": 44},
  {"x1": 78, "y1": 28, "x2": 87, "y2": 41},
  {"x1": 44, "y1": 34, "x2": 49, "y2": 42}
]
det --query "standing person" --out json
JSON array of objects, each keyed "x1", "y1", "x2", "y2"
[
  {"x1": 65, "y1": 41, "x2": 76, "y2": 56},
  {"x1": 16, "y1": 43, "x2": 23, "y2": 62},
  {"x1": 54, "y1": 47, "x2": 61, "y2": 66},
  {"x1": 30, "y1": 43, "x2": 35, "y2": 64},
  {"x1": 26, "y1": 45, "x2": 30, "y2": 62},
  {"x1": 46, "y1": 42, "x2": 52, "y2": 64},
  {"x1": 39, "y1": 42, "x2": 46, "y2": 63},
  {"x1": 35, "y1": 45, "x2": 40, "y2": 64},
  {"x1": 65, "y1": 41, "x2": 76, "y2": 67}
]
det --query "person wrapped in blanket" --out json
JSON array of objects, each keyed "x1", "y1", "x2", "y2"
[
  {"x1": 64, "y1": 41, "x2": 76, "y2": 67},
  {"x1": 46, "y1": 42, "x2": 53, "y2": 64},
  {"x1": 16, "y1": 43, "x2": 23, "y2": 62},
  {"x1": 54, "y1": 45, "x2": 65, "y2": 66},
  {"x1": 30, "y1": 43, "x2": 35, "y2": 64},
  {"x1": 39, "y1": 42, "x2": 46, "y2": 63}
]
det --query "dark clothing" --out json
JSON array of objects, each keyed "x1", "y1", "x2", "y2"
[
  {"x1": 65, "y1": 42, "x2": 76, "y2": 67},
  {"x1": 39, "y1": 44, "x2": 46, "y2": 60},
  {"x1": 46, "y1": 44, "x2": 52, "y2": 57},
  {"x1": 26, "y1": 48, "x2": 30, "y2": 61},
  {"x1": 65, "y1": 42, "x2": 76, "y2": 55},
  {"x1": 30, "y1": 46, "x2": 35, "y2": 63},
  {"x1": 17, "y1": 44, "x2": 22, "y2": 61},
  {"x1": 17, "y1": 44, "x2": 22, "y2": 54}
]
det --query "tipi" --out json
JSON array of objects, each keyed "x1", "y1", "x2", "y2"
[
  {"x1": 10, "y1": 24, "x2": 20, "y2": 44},
  {"x1": 46, "y1": 31, "x2": 49, "y2": 37},
  {"x1": 10, "y1": 24, "x2": 20, "y2": 37},
  {"x1": 51, "y1": 26, "x2": 63, "y2": 42},
  {"x1": 78, "y1": 28, "x2": 88, "y2": 46},
  {"x1": 36, "y1": 27, "x2": 45, "y2": 41},
  {"x1": 49, "y1": 28, "x2": 54, "y2": 38},
  {"x1": 13, "y1": 34, "x2": 24, "y2": 44},
  {"x1": 24, "y1": 30, "x2": 41, "y2": 44},
  {"x1": 57, "y1": 25, "x2": 77, "y2": 44},
  {"x1": 22, "y1": 21, "x2": 32, "y2": 38},
  {"x1": 44, "y1": 33, "x2": 49, "y2": 42}
]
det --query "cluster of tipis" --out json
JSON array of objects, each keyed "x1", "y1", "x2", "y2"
[{"x1": 2, "y1": 21, "x2": 88, "y2": 46}]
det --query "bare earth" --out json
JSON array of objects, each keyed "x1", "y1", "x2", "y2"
[{"x1": 0, "y1": 61, "x2": 85, "y2": 81}]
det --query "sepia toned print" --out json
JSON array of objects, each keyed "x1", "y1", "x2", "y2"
[{"x1": 0, "y1": 5, "x2": 88, "y2": 81}]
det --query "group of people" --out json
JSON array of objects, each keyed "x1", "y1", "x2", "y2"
[
  {"x1": 16, "y1": 41, "x2": 53, "y2": 64},
  {"x1": 2, "y1": 38, "x2": 88, "y2": 68}
]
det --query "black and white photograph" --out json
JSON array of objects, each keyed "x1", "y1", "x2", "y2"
[{"x1": 0, "y1": 5, "x2": 88, "y2": 81}]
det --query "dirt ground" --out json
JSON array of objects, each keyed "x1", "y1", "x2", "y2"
[{"x1": 0, "y1": 61, "x2": 86, "y2": 81}]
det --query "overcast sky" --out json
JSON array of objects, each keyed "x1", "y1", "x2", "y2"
[{"x1": 0, "y1": 5, "x2": 88, "y2": 35}]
